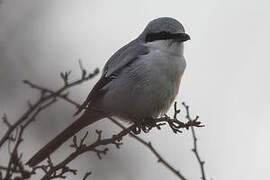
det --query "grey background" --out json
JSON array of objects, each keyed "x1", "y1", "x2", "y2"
[{"x1": 0, "y1": 0, "x2": 269, "y2": 180}]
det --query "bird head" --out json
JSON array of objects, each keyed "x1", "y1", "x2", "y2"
[{"x1": 140, "y1": 17, "x2": 190, "y2": 43}]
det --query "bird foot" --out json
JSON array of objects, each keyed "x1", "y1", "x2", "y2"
[{"x1": 132, "y1": 117, "x2": 157, "y2": 134}]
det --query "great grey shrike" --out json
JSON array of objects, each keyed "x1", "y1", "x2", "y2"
[{"x1": 27, "y1": 17, "x2": 190, "y2": 166}]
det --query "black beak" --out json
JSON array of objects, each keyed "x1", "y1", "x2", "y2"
[{"x1": 174, "y1": 32, "x2": 191, "y2": 42}]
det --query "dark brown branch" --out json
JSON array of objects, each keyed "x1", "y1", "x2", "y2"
[
  {"x1": 24, "y1": 98, "x2": 57, "y2": 128},
  {"x1": 0, "y1": 97, "x2": 45, "y2": 148},
  {"x1": 182, "y1": 102, "x2": 207, "y2": 180},
  {"x1": 0, "y1": 62, "x2": 99, "y2": 148},
  {"x1": 39, "y1": 124, "x2": 136, "y2": 179},
  {"x1": 22, "y1": 81, "x2": 80, "y2": 109},
  {"x1": 82, "y1": 171, "x2": 92, "y2": 180},
  {"x1": 32, "y1": 156, "x2": 77, "y2": 180},
  {"x1": 4, "y1": 126, "x2": 24, "y2": 180},
  {"x1": 0, "y1": 61, "x2": 208, "y2": 180},
  {"x1": 3, "y1": 125, "x2": 31, "y2": 180},
  {"x1": 109, "y1": 117, "x2": 187, "y2": 180},
  {"x1": 35, "y1": 87, "x2": 204, "y2": 180},
  {"x1": 2, "y1": 114, "x2": 11, "y2": 128},
  {"x1": 38, "y1": 112, "x2": 202, "y2": 179},
  {"x1": 1, "y1": 62, "x2": 99, "y2": 179},
  {"x1": 38, "y1": 108, "x2": 202, "y2": 180}
]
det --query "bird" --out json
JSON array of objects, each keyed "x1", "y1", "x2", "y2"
[{"x1": 26, "y1": 17, "x2": 190, "y2": 167}]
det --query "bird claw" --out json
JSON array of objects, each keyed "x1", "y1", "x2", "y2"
[{"x1": 132, "y1": 117, "x2": 157, "y2": 134}]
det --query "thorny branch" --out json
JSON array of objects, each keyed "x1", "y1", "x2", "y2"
[{"x1": 0, "y1": 61, "x2": 208, "y2": 180}]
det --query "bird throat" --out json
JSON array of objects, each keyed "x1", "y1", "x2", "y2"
[{"x1": 145, "y1": 40, "x2": 184, "y2": 56}]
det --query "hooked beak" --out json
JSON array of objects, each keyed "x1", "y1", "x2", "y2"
[{"x1": 174, "y1": 32, "x2": 191, "y2": 42}]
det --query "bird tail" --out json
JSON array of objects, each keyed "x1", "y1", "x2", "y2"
[{"x1": 26, "y1": 111, "x2": 104, "y2": 167}]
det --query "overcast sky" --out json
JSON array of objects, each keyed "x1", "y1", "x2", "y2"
[{"x1": 0, "y1": 0, "x2": 269, "y2": 180}]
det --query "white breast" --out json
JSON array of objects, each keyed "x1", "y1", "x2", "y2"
[{"x1": 100, "y1": 40, "x2": 186, "y2": 121}]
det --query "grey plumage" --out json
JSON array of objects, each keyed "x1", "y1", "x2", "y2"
[{"x1": 27, "y1": 17, "x2": 190, "y2": 167}]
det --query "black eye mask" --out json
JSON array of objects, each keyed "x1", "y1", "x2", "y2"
[{"x1": 145, "y1": 31, "x2": 190, "y2": 43}]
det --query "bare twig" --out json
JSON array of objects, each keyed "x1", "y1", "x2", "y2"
[
  {"x1": 3, "y1": 125, "x2": 31, "y2": 180},
  {"x1": 82, "y1": 171, "x2": 92, "y2": 180},
  {"x1": 24, "y1": 98, "x2": 57, "y2": 128},
  {"x1": 109, "y1": 117, "x2": 187, "y2": 180},
  {"x1": 32, "y1": 84, "x2": 203, "y2": 180},
  {"x1": 4, "y1": 126, "x2": 24, "y2": 179},
  {"x1": 0, "y1": 61, "x2": 208, "y2": 180},
  {"x1": 0, "y1": 62, "x2": 99, "y2": 148},
  {"x1": 38, "y1": 124, "x2": 135, "y2": 179},
  {"x1": 2, "y1": 114, "x2": 11, "y2": 128},
  {"x1": 0, "y1": 62, "x2": 99, "y2": 179},
  {"x1": 182, "y1": 102, "x2": 207, "y2": 180},
  {"x1": 39, "y1": 109, "x2": 202, "y2": 180}
]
